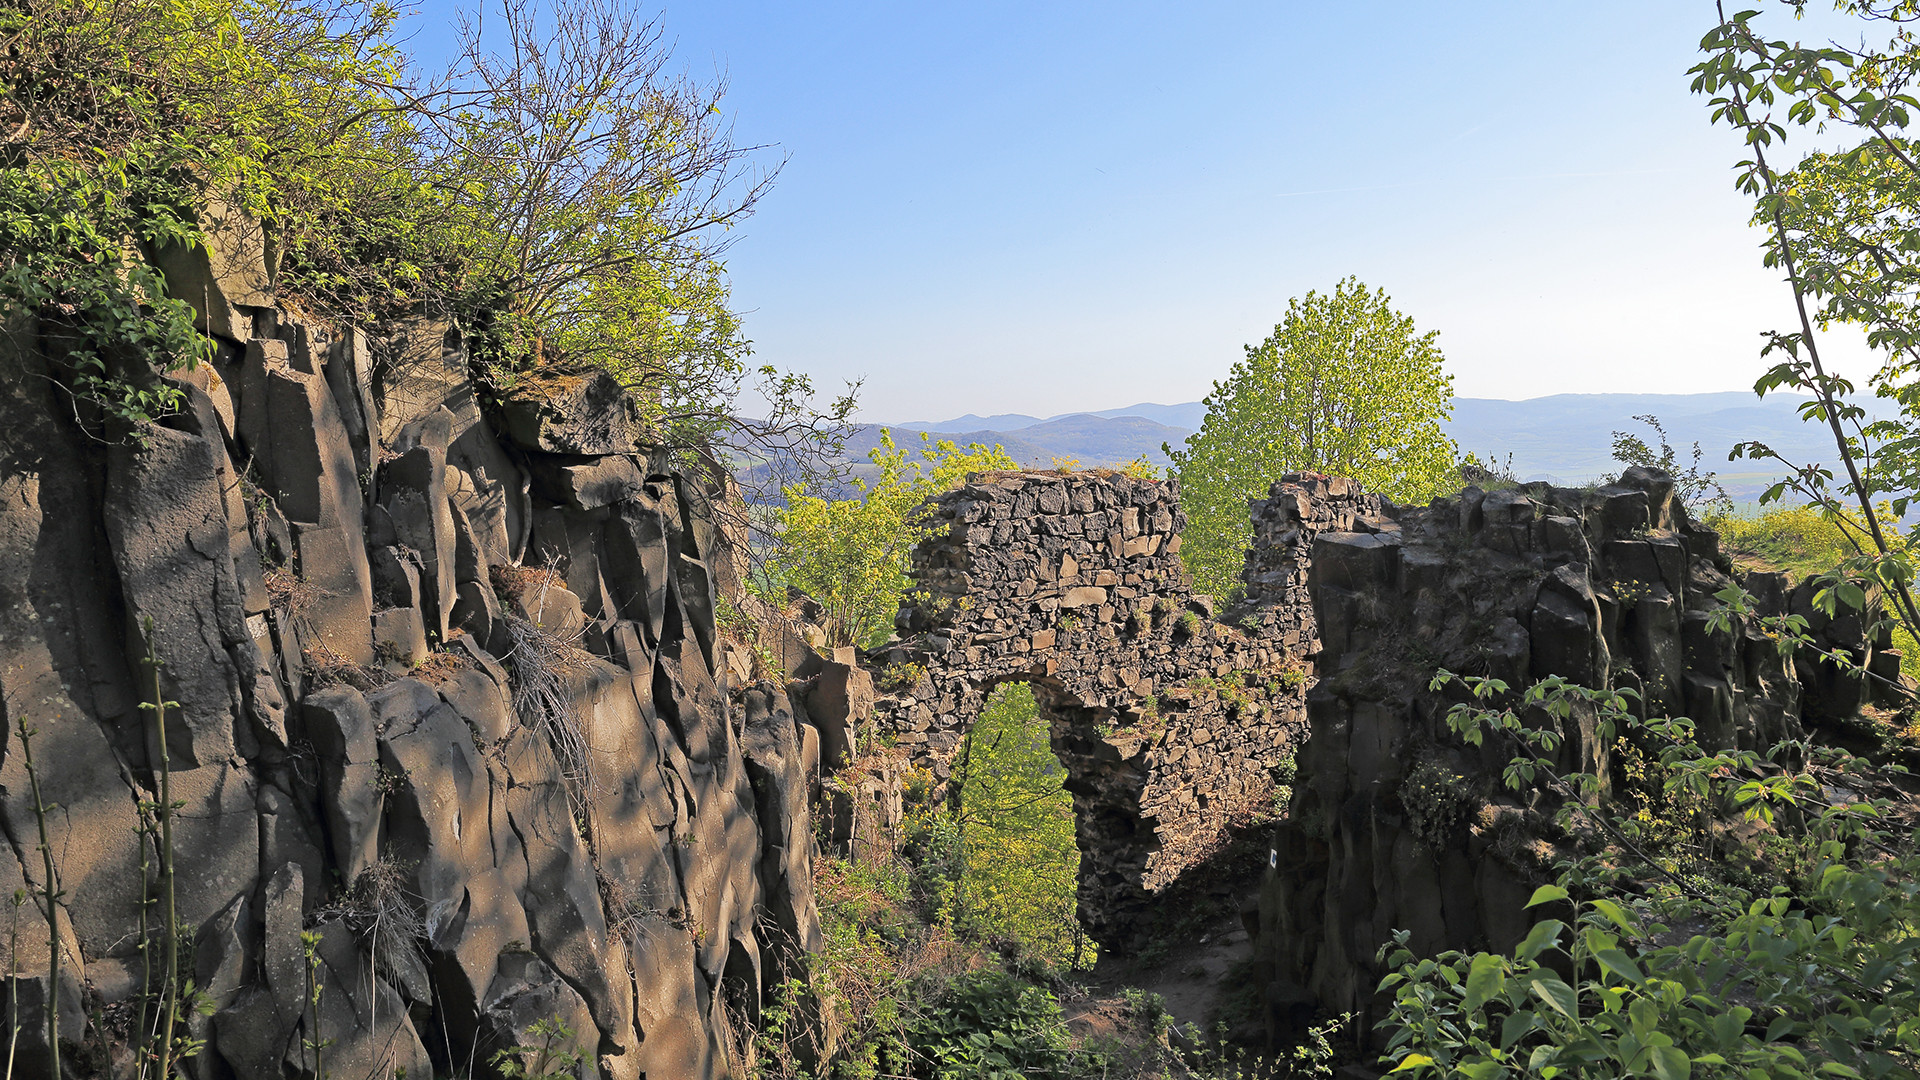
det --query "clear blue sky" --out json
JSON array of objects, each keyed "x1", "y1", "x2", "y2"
[{"x1": 404, "y1": 1, "x2": 1880, "y2": 422}]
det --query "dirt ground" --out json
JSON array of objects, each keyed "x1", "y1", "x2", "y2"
[{"x1": 1059, "y1": 872, "x2": 1385, "y2": 1079}]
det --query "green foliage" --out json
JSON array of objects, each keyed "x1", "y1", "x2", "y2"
[
  {"x1": 1167, "y1": 277, "x2": 1458, "y2": 599},
  {"x1": 0, "y1": 0, "x2": 410, "y2": 429},
  {"x1": 948, "y1": 684, "x2": 1090, "y2": 971},
  {"x1": 2, "y1": 0, "x2": 854, "y2": 463},
  {"x1": 770, "y1": 432, "x2": 1016, "y2": 650},
  {"x1": 491, "y1": 1017, "x2": 587, "y2": 1079},
  {"x1": 1709, "y1": 503, "x2": 1858, "y2": 581},
  {"x1": 1610, "y1": 414, "x2": 1731, "y2": 515},
  {"x1": 1692, "y1": 3, "x2": 1920, "y2": 681},
  {"x1": 1177, "y1": 1014, "x2": 1347, "y2": 1080},
  {"x1": 903, "y1": 971, "x2": 1078, "y2": 1080},
  {"x1": 876, "y1": 661, "x2": 927, "y2": 693},
  {"x1": 1381, "y1": 671, "x2": 1920, "y2": 1079}
]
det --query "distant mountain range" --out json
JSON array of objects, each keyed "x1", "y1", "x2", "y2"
[
  {"x1": 892, "y1": 401, "x2": 1208, "y2": 434},
  {"x1": 866, "y1": 391, "x2": 1847, "y2": 505}
]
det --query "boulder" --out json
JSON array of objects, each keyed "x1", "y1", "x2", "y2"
[
  {"x1": 527, "y1": 453, "x2": 647, "y2": 511},
  {"x1": 104, "y1": 424, "x2": 256, "y2": 765},
  {"x1": 739, "y1": 686, "x2": 824, "y2": 960},
  {"x1": 301, "y1": 686, "x2": 384, "y2": 884},
  {"x1": 151, "y1": 196, "x2": 273, "y2": 343},
  {"x1": 379, "y1": 411, "x2": 458, "y2": 638},
  {"x1": 501, "y1": 370, "x2": 642, "y2": 455},
  {"x1": 805, "y1": 661, "x2": 873, "y2": 771}
]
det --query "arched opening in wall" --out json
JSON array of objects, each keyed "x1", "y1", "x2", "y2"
[{"x1": 943, "y1": 681, "x2": 1096, "y2": 971}]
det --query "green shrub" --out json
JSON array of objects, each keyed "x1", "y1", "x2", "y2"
[
  {"x1": 1379, "y1": 670, "x2": 1920, "y2": 1078},
  {"x1": 903, "y1": 971, "x2": 1077, "y2": 1080},
  {"x1": 877, "y1": 660, "x2": 927, "y2": 694}
]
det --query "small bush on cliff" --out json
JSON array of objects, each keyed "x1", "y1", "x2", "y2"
[
  {"x1": 769, "y1": 432, "x2": 1016, "y2": 651},
  {"x1": 1611, "y1": 414, "x2": 1732, "y2": 515},
  {"x1": 1166, "y1": 277, "x2": 1458, "y2": 600}
]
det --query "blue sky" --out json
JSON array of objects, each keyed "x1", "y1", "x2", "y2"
[{"x1": 404, "y1": 1, "x2": 1881, "y2": 422}]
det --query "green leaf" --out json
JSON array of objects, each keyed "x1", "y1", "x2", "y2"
[
  {"x1": 1630, "y1": 997, "x2": 1661, "y2": 1037},
  {"x1": 1589, "y1": 898, "x2": 1638, "y2": 935},
  {"x1": 1594, "y1": 948, "x2": 1646, "y2": 985},
  {"x1": 1516, "y1": 920, "x2": 1565, "y2": 961},
  {"x1": 1528, "y1": 971, "x2": 1579, "y2": 1019},
  {"x1": 1389, "y1": 1054, "x2": 1436, "y2": 1073},
  {"x1": 1461, "y1": 953, "x2": 1507, "y2": 1014},
  {"x1": 1500, "y1": 1009, "x2": 1536, "y2": 1050},
  {"x1": 1649, "y1": 1045, "x2": 1692, "y2": 1080},
  {"x1": 1526, "y1": 885, "x2": 1570, "y2": 908}
]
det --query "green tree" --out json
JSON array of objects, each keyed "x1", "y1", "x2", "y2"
[
  {"x1": 1166, "y1": 277, "x2": 1457, "y2": 600},
  {"x1": 1690, "y1": 1, "x2": 1920, "y2": 662},
  {"x1": 419, "y1": 0, "x2": 784, "y2": 453},
  {"x1": 769, "y1": 432, "x2": 1015, "y2": 651}
]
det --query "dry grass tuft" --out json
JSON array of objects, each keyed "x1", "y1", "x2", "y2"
[
  {"x1": 303, "y1": 640, "x2": 394, "y2": 692},
  {"x1": 264, "y1": 566, "x2": 321, "y2": 613},
  {"x1": 503, "y1": 572, "x2": 599, "y2": 801},
  {"x1": 410, "y1": 648, "x2": 472, "y2": 683},
  {"x1": 491, "y1": 562, "x2": 556, "y2": 604},
  {"x1": 318, "y1": 855, "x2": 427, "y2": 990}
]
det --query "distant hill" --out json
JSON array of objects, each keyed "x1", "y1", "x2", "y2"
[
  {"x1": 872, "y1": 391, "x2": 1842, "y2": 505},
  {"x1": 854, "y1": 413, "x2": 1188, "y2": 469}
]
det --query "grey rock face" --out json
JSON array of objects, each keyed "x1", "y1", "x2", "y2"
[
  {"x1": 0, "y1": 272, "x2": 821, "y2": 1079},
  {"x1": 1249, "y1": 470, "x2": 1829, "y2": 1045},
  {"x1": 502, "y1": 370, "x2": 643, "y2": 455}
]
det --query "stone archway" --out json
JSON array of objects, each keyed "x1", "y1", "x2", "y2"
[{"x1": 871, "y1": 470, "x2": 1384, "y2": 945}]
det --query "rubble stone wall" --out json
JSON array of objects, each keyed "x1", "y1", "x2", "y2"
[
  {"x1": 0, "y1": 229, "x2": 816, "y2": 1080},
  {"x1": 876, "y1": 470, "x2": 1381, "y2": 942}
]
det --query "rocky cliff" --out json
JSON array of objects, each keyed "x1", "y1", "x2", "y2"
[
  {"x1": 1246, "y1": 467, "x2": 1879, "y2": 1042},
  {"x1": 0, "y1": 231, "x2": 818, "y2": 1078}
]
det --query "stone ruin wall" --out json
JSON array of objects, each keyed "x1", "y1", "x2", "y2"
[
  {"x1": 1247, "y1": 467, "x2": 1895, "y2": 1043},
  {"x1": 0, "y1": 228, "x2": 823, "y2": 1079},
  {"x1": 872, "y1": 470, "x2": 1381, "y2": 943}
]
